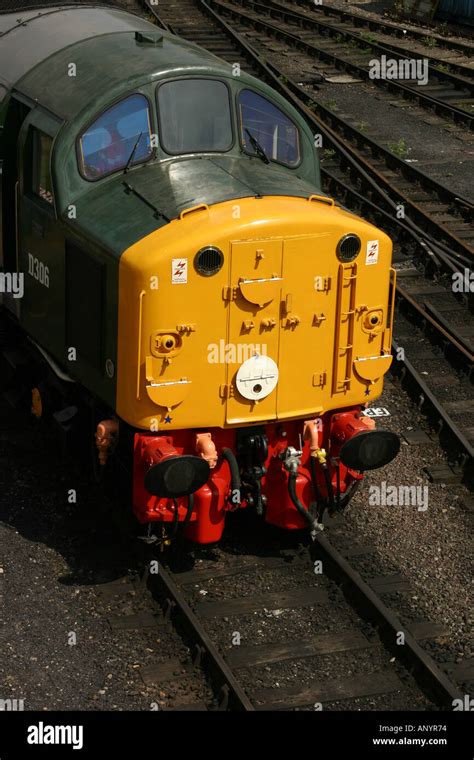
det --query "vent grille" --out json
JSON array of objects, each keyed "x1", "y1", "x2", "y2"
[
  {"x1": 337, "y1": 234, "x2": 361, "y2": 262},
  {"x1": 194, "y1": 246, "x2": 224, "y2": 276}
]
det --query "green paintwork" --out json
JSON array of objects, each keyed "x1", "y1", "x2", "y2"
[
  {"x1": 0, "y1": 5, "x2": 155, "y2": 93},
  {"x1": 72, "y1": 156, "x2": 321, "y2": 254},
  {"x1": 0, "y1": 4, "x2": 322, "y2": 412}
]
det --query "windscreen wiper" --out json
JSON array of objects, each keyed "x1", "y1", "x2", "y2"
[
  {"x1": 123, "y1": 131, "x2": 144, "y2": 174},
  {"x1": 121, "y1": 132, "x2": 170, "y2": 221},
  {"x1": 245, "y1": 128, "x2": 270, "y2": 164}
]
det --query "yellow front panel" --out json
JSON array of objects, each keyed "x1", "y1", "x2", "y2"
[
  {"x1": 277, "y1": 234, "x2": 338, "y2": 419},
  {"x1": 226, "y1": 240, "x2": 282, "y2": 424},
  {"x1": 116, "y1": 196, "x2": 394, "y2": 431}
]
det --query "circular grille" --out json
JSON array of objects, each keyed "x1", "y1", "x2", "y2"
[
  {"x1": 336, "y1": 234, "x2": 361, "y2": 262},
  {"x1": 194, "y1": 246, "x2": 224, "y2": 276}
]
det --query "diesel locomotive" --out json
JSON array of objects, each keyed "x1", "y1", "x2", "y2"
[{"x1": 0, "y1": 3, "x2": 399, "y2": 544}]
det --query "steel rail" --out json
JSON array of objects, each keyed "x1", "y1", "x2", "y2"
[
  {"x1": 148, "y1": 563, "x2": 255, "y2": 710},
  {"x1": 320, "y1": 166, "x2": 464, "y2": 277},
  {"x1": 311, "y1": 533, "x2": 465, "y2": 708},
  {"x1": 290, "y1": 0, "x2": 474, "y2": 57},
  {"x1": 152, "y1": 533, "x2": 467, "y2": 711},
  {"x1": 149, "y1": 539, "x2": 465, "y2": 710},
  {"x1": 263, "y1": 53, "x2": 474, "y2": 220},
  {"x1": 220, "y1": 0, "x2": 474, "y2": 129},
  {"x1": 396, "y1": 282, "x2": 474, "y2": 365},
  {"x1": 139, "y1": 0, "x2": 175, "y2": 32},
  {"x1": 268, "y1": 0, "x2": 474, "y2": 82},
  {"x1": 392, "y1": 337, "x2": 474, "y2": 472}
]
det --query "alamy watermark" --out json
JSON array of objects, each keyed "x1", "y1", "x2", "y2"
[
  {"x1": 368, "y1": 481, "x2": 429, "y2": 511},
  {"x1": 0, "y1": 698, "x2": 24, "y2": 711},
  {"x1": 452, "y1": 268, "x2": 473, "y2": 293},
  {"x1": 369, "y1": 55, "x2": 429, "y2": 86},
  {"x1": 27, "y1": 722, "x2": 83, "y2": 750},
  {"x1": 0, "y1": 272, "x2": 24, "y2": 299},
  {"x1": 207, "y1": 341, "x2": 267, "y2": 364}
]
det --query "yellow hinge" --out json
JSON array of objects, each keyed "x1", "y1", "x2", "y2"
[
  {"x1": 282, "y1": 315, "x2": 300, "y2": 328},
  {"x1": 219, "y1": 384, "x2": 234, "y2": 399},
  {"x1": 176, "y1": 323, "x2": 196, "y2": 333},
  {"x1": 313, "y1": 313, "x2": 326, "y2": 326},
  {"x1": 314, "y1": 277, "x2": 331, "y2": 292},
  {"x1": 222, "y1": 286, "x2": 236, "y2": 301},
  {"x1": 312, "y1": 371, "x2": 327, "y2": 387}
]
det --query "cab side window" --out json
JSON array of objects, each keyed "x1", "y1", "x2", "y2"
[
  {"x1": 238, "y1": 89, "x2": 300, "y2": 167},
  {"x1": 78, "y1": 94, "x2": 153, "y2": 181},
  {"x1": 32, "y1": 130, "x2": 54, "y2": 205}
]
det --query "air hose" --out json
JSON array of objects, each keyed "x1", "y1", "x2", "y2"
[
  {"x1": 171, "y1": 498, "x2": 180, "y2": 536},
  {"x1": 183, "y1": 493, "x2": 194, "y2": 528},
  {"x1": 168, "y1": 493, "x2": 194, "y2": 537},
  {"x1": 322, "y1": 463, "x2": 336, "y2": 514},
  {"x1": 310, "y1": 452, "x2": 359, "y2": 517},
  {"x1": 288, "y1": 472, "x2": 318, "y2": 532},
  {"x1": 222, "y1": 447, "x2": 241, "y2": 505},
  {"x1": 309, "y1": 455, "x2": 325, "y2": 521},
  {"x1": 338, "y1": 479, "x2": 360, "y2": 508}
]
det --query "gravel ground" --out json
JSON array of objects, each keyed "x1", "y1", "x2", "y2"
[
  {"x1": 0, "y1": 399, "x2": 213, "y2": 711},
  {"x1": 319, "y1": 82, "x2": 474, "y2": 201},
  {"x1": 0, "y1": 359, "x2": 471, "y2": 712},
  {"x1": 327, "y1": 377, "x2": 473, "y2": 672}
]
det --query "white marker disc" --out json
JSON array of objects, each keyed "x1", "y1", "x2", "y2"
[{"x1": 236, "y1": 354, "x2": 279, "y2": 401}]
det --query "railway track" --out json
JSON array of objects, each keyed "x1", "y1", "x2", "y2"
[
  {"x1": 141, "y1": 531, "x2": 466, "y2": 710},
  {"x1": 0, "y1": 356, "x2": 470, "y2": 714},
  {"x1": 217, "y1": 0, "x2": 474, "y2": 129},
  {"x1": 211, "y1": 1, "x2": 474, "y2": 233},
  {"x1": 140, "y1": 0, "x2": 473, "y2": 477},
  {"x1": 272, "y1": 0, "x2": 474, "y2": 81},
  {"x1": 290, "y1": 0, "x2": 474, "y2": 59}
]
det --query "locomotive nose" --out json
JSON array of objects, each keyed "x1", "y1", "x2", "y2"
[{"x1": 340, "y1": 429, "x2": 400, "y2": 472}]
